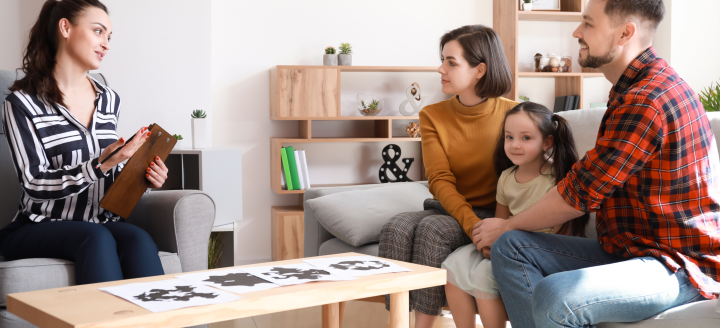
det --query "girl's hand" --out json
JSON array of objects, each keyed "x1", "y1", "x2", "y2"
[
  {"x1": 146, "y1": 156, "x2": 168, "y2": 188},
  {"x1": 481, "y1": 247, "x2": 491, "y2": 259},
  {"x1": 99, "y1": 127, "x2": 151, "y2": 172}
]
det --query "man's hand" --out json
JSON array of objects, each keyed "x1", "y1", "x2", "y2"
[{"x1": 473, "y1": 217, "x2": 511, "y2": 250}]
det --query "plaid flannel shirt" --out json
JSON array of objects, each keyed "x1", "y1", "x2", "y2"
[{"x1": 558, "y1": 47, "x2": 720, "y2": 299}]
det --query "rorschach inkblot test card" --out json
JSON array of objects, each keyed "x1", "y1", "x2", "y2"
[
  {"x1": 302, "y1": 256, "x2": 412, "y2": 277},
  {"x1": 99, "y1": 278, "x2": 241, "y2": 313}
]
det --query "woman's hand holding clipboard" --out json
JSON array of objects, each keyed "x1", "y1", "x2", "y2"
[
  {"x1": 99, "y1": 124, "x2": 177, "y2": 218},
  {"x1": 97, "y1": 126, "x2": 152, "y2": 173}
]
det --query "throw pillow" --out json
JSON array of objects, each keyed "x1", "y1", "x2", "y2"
[{"x1": 305, "y1": 182, "x2": 432, "y2": 247}]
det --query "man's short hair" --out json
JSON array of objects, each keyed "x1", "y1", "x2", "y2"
[{"x1": 604, "y1": 0, "x2": 665, "y2": 31}]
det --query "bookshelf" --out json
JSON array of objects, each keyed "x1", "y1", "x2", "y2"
[
  {"x1": 494, "y1": 0, "x2": 603, "y2": 107},
  {"x1": 269, "y1": 66, "x2": 431, "y2": 260}
]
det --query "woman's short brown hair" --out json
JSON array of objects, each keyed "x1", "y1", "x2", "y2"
[{"x1": 440, "y1": 25, "x2": 512, "y2": 99}]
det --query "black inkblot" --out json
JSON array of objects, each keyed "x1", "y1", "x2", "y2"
[
  {"x1": 204, "y1": 273, "x2": 271, "y2": 287},
  {"x1": 261, "y1": 267, "x2": 331, "y2": 280},
  {"x1": 329, "y1": 260, "x2": 390, "y2": 271},
  {"x1": 134, "y1": 285, "x2": 218, "y2": 302}
]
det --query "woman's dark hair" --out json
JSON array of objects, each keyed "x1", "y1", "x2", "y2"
[
  {"x1": 439, "y1": 25, "x2": 512, "y2": 99},
  {"x1": 493, "y1": 102, "x2": 590, "y2": 237},
  {"x1": 10, "y1": 0, "x2": 108, "y2": 108}
]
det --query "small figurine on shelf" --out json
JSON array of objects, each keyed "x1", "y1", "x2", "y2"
[
  {"x1": 406, "y1": 122, "x2": 420, "y2": 138},
  {"x1": 338, "y1": 42, "x2": 352, "y2": 66},
  {"x1": 399, "y1": 82, "x2": 424, "y2": 116},
  {"x1": 323, "y1": 46, "x2": 338, "y2": 66}
]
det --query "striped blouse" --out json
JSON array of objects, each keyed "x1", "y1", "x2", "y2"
[{"x1": 2, "y1": 76, "x2": 124, "y2": 224}]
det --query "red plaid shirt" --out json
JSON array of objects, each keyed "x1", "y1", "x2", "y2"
[{"x1": 558, "y1": 47, "x2": 720, "y2": 299}]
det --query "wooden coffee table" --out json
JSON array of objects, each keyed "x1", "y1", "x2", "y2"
[{"x1": 7, "y1": 252, "x2": 445, "y2": 328}]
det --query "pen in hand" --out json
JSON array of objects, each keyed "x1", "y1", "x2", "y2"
[{"x1": 96, "y1": 126, "x2": 151, "y2": 169}]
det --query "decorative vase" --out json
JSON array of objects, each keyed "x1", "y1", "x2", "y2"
[
  {"x1": 192, "y1": 118, "x2": 207, "y2": 149},
  {"x1": 523, "y1": 2, "x2": 533, "y2": 11},
  {"x1": 338, "y1": 54, "x2": 352, "y2": 66},
  {"x1": 323, "y1": 54, "x2": 338, "y2": 66},
  {"x1": 173, "y1": 140, "x2": 184, "y2": 150}
]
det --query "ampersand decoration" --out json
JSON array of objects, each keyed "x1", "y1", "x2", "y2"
[
  {"x1": 399, "y1": 82, "x2": 425, "y2": 116},
  {"x1": 379, "y1": 144, "x2": 414, "y2": 183}
]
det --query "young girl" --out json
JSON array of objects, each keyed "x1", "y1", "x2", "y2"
[{"x1": 441, "y1": 102, "x2": 590, "y2": 328}]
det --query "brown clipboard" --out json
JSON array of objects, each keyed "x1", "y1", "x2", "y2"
[{"x1": 100, "y1": 123, "x2": 177, "y2": 218}]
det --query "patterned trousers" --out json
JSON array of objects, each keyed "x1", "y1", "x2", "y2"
[{"x1": 378, "y1": 198, "x2": 495, "y2": 315}]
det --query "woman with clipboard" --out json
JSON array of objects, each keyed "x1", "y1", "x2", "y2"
[{"x1": 0, "y1": 0, "x2": 169, "y2": 284}]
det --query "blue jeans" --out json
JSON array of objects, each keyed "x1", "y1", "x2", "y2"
[
  {"x1": 491, "y1": 231, "x2": 707, "y2": 328},
  {"x1": 0, "y1": 220, "x2": 165, "y2": 285}
]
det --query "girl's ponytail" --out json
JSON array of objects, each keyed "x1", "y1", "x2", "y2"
[
  {"x1": 10, "y1": 0, "x2": 108, "y2": 108},
  {"x1": 551, "y1": 114, "x2": 590, "y2": 237}
]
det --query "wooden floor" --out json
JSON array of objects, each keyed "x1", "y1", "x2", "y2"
[{"x1": 208, "y1": 300, "x2": 485, "y2": 328}]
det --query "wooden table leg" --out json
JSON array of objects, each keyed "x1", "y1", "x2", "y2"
[
  {"x1": 322, "y1": 302, "x2": 341, "y2": 328},
  {"x1": 339, "y1": 301, "x2": 346, "y2": 326},
  {"x1": 389, "y1": 291, "x2": 410, "y2": 328}
]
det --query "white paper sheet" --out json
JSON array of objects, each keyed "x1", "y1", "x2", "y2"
[
  {"x1": 241, "y1": 263, "x2": 357, "y2": 286},
  {"x1": 176, "y1": 268, "x2": 280, "y2": 294},
  {"x1": 99, "y1": 279, "x2": 241, "y2": 313},
  {"x1": 303, "y1": 256, "x2": 413, "y2": 277}
]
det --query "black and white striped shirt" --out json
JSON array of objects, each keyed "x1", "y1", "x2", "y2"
[{"x1": 2, "y1": 76, "x2": 124, "y2": 223}]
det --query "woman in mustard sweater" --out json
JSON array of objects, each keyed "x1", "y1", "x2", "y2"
[{"x1": 378, "y1": 25, "x2": 517, "y2": 328}]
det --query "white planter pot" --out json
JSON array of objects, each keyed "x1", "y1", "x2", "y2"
[
  {"x1": 173, "y1": 140, "x2": 183, "y2": 150},
  {"x1": 338, "y1": 54, "x2": 352, "y2": 66},
  {"x1": 323, "y1": 54, "x2": 338, "y2": 66},
  {"x1": 191, "y1": 118, "x2": 207, "y2": 149},
  {"x1": 523, "y1": 2, "x2": 533, "y2": 11}
]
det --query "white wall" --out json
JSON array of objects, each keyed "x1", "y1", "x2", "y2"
[
  {"x1": 98, "y1": 0, "x2": 212, "y2": 147},
  {"x1": 668, "y1": 0, "x2": 720, "y2": 93},
  {"x1": 0, "y1": 0, "x2": 45, "y2": 70}
]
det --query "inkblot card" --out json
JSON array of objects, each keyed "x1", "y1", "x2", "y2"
[
  {"x1": 303, "y1": 256, "x2": 412, "y2": 277},
  {"x1": 176, "y1": 268, "x2": 280, "y2": 294},
  {"x1": 99, "y1": 278, "x2": 241, "y2": 313},
  {"x1": 240, "y1": 263, "x2": 357, "y2": 286}
]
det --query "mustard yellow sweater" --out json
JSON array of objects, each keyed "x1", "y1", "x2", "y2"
[{"x1": 420, "y1": 95, "x2": 518, "y2": 237}]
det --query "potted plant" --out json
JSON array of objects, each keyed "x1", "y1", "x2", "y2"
[
  {"x1": 338, "y1": 42, "x2": 352, "y2": 66},
  {"x1": 323, "y1": 46, "x2": 338, "y2": 66},
  {"x1": 172, "y1": 134, "x2": 184, "y2": 150},
  {"x1": 356, "y1": 93, "x2": 383, "y2": 116},
  {"x1": 191, "y1": 109, "x2": 207, "y2": 149},
  {"x1": 522, "y1": 0, "x2": 533, "y2": 11},
  {"x1": 699, "y1": 79, "x2": 720, "y2": 112}
]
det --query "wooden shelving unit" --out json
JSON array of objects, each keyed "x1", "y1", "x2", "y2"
[
  {"x1": 269, "y1": 66, "x2": 431, "y2": 260},
  {"x1": 495, "y1": 0, "x2": 602, "y2": 107}
]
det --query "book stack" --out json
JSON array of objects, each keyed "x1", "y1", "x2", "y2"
[
  {"x1": 280, "y1": 146, "x2": 311, "y2": 190},
  {"x1": 553, "y1": 95, "x2": 580, "y2": 112}
]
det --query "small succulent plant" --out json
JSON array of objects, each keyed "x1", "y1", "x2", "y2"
[
  {"x1": 519, "y1": 95, "x2": 530, "y2": 102},
  {"x1": 325, "y1": 46, "x2": 336, "y2": 55},
  {"x1": 172, "y1": 134, "x2": 183, "y2": 140},
  {"x1": 191, "y1": 109, "x2": 207, "y2": 118},
  {"x1": 699, "y1": 80, "x2": 720, "y2": 112},
  {"x1": 339, "y1": 43, "x2": 352, "y2": 55},
  {"x1": 523, "y1": 0, "x2": 532, "y2": 3},
  {"x1": 361, "y1": 99, "x2": 380, "y2": 110}
]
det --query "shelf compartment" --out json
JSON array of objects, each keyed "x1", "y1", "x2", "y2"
[
  {"x1": 271, "y1": 137, "x2": 421, "y2": 194},
  {"x1": 518, "y1": 11, "x2": 583, "y2": 22},
  {"x1": 271, "y1": 206, "x2": 304, "y2": 260}
]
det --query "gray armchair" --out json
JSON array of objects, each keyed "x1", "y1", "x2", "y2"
[{"x1": 0, "y1": 70, "x2": 215, "y2": 328}]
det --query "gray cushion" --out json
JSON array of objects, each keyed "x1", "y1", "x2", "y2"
[
  {"x1": 0, "y1": 251, "x2": 181, "y2": 307},
  {"x1": 319, "y1": 238, "x2": 379, "y2": 257},
  {"x1": 596, "y1": 300, "x2": 719, "y2": 328},
  {"x1": 306, "y1": 182, "x2": 432, "y2": 247}
]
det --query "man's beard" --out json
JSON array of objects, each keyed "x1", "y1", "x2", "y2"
[{"x1": 579, "y1": 40, "x2": 616, "y2": 68}]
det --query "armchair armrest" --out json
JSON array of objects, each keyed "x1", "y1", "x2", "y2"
[{"x1": 125, "y1": 190, "x2": 215, "y2": 272}]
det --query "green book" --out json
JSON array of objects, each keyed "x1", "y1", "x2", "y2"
[
  {"x1": 280, "y1": 148, "x2": 294, "y2": 190},
  {"x1": 285, "y1": 146, "x2": 301, "y2": 190}
]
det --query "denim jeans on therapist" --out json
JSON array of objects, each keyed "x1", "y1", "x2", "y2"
[{"x1": 491, "y1": 231, "x2": 707, "y2": 328}]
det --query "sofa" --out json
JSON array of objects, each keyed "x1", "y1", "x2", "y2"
[
  {"x1": 304, "y1": 108, "x2": 720, "y2": 327},
  {"x1": 0, "y1": 70, "x2": 214, "y2": 328}
]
